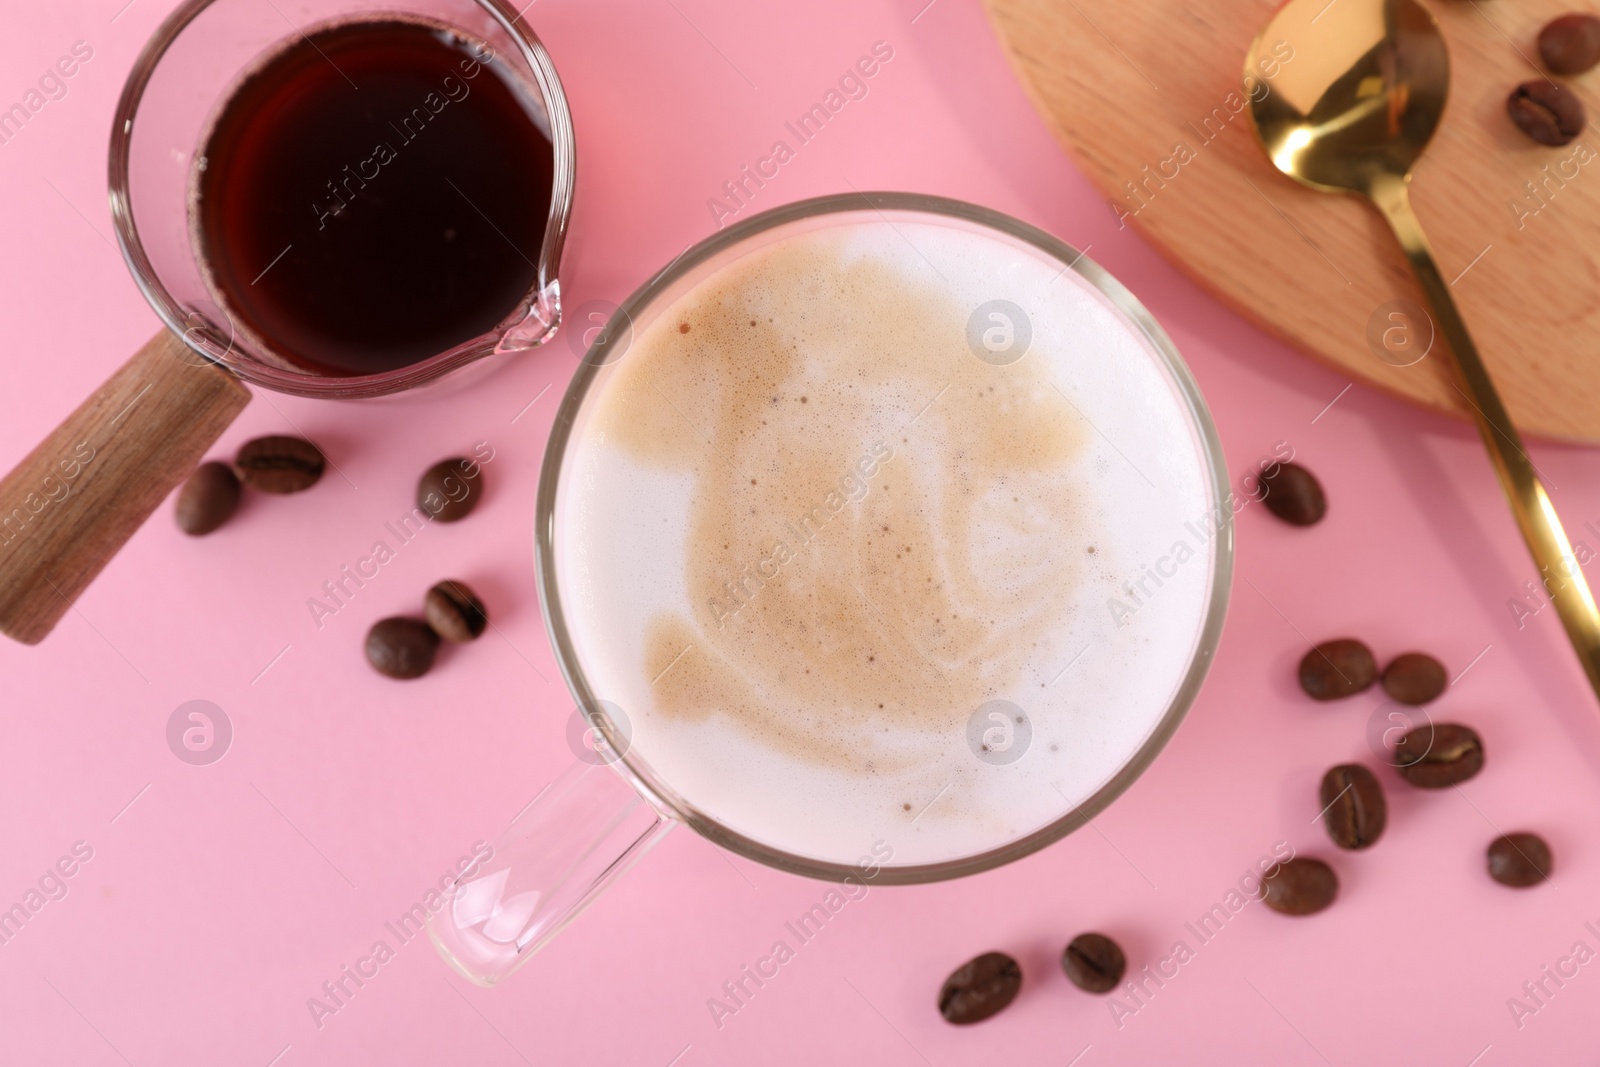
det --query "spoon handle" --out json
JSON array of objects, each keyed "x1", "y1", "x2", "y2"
[{"x1": 1370, "y1": 173, "x2": 1600, "y2": 698}]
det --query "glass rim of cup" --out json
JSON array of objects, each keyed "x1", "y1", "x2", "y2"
[
  {"x1": 107, "y1": 0, "x2": 576, "y2": 399},
  {"x1": 536, "y1": 191, "x2": 1236, "y2": 885}
]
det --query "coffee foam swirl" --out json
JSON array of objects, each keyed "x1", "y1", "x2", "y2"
[{"x1": 593, "y1": 233, "x2": 1090, "y2": 771}]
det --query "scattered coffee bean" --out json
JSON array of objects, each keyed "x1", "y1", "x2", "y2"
[
  {"x1": 1061, "y1": 933, "x2": 1126, "y2": 993},
  {"x1": 1393, "y1": 722, "x2": 1484, "y2": 788},
  {"x1": 1508, "y1": 80, "x2": 1586, "y2": 146},
  {"x1": 1541, "y1": 14, "x2": 1600, "y2": 75},
  {"x1": 1259, "y1": 857, "x2": 1338, "y2": 915},
  {"x1": 235, "y1": 435, "x2": 326, "y2": 493},
  {"x1": 1487, "y1": 832, "x2": 1553, "y2": 888},
  {"x1": 417, "y1": 457, "x2": 483, "y2": 523},
  {"x1": 1255, "y1": 462, "x2": 1326, "y2": 526},
  {"x1": 1319, "y1": 764, "x2": 1387, "y2": 850},
  {"x1": 1381, "y1": 652, "x2": 1447, "y2": 705},
  {"x1": 425, "y1": 580, "x2": 488, "y2": 642},
  {"x1": 365, "y1": 617, "x2": 439, "y2": 679},
  {"x1": 175, "y1": 461, "x2": 241, "y2": 535},
  {"x1": 937, "y1": 952, "x2": 1022, "y2": 1024},
  {"x1": 1298, "y1": 639, "x2": 1377, "y2": 700}
]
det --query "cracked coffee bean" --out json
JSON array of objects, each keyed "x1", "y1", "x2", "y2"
[
  {"x1": 1062, "y1": 933, "x2": 1126, "y2": 994},
  {"x1": 235, "y1": 435, "x2": 326, "y2": 493},
  {"x1": 1393, "y1": 722, "x2": 1484, "y2": 788},
  {"x1": 1320, "y1": 764, "x2": 1387, "y2": 850},
  {"x1": 417, "y1": 457, "x2": 484, "y2": 523},
  {"x1": 425, "y1": 580, "x2": 488, "y2": 642},
  {"x1": 1256, "y1": 462, "x2": 1326, "y2": 526},
  {"x1": 1381, "y1": 652, "x2": 1447, "y2": 705},
  {"x1": 1488, "y1": 832, "x2": 1553, "y2": 888},
  {"x1": 1508, "y1": 80, "x2": 1586, "y2": 146},
  {"x1": 175, "y1": 461, "x2": 241, "y2": 535},
  {"x1": 938, "y1": 952, "x2": 1022, "y2": 1024},
  {"x1": 1259, "y1": 857, "x2": 1338, "y2": 915},
  {"x1": 1298, "y1": 638, "x2": 1377, "y2": 701},
  {"x1": 365, "y1": 617, "x2": 439, "y2": 679},
  {"x1": 1541, "y1": 14, "x2": 1600, "y2": 75}
]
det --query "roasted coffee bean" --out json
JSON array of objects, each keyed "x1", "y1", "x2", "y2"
[
  {"x1": 425, "y1": 580, "x2": 488, "y2": 642},
  {"x1": 235, "y1": 435, "x2": 326, "y2": 493},
  {"x1": 1393, "y1": 722, "x2": 1484, "y2": 788},
  {"x1": 1541, "y1": 14, "x2": 1600, "y2": 74},
  {"x1": 1319, "y1": 764, "x2": 1387, "y2": 850},
  {"x1": 365, "y1": 617, "x2": 439, "y2": 679},
  {"x1": 937, "y1": 952, "x2": 1022, "y2": 1024},
  {"x1": 1508, "y1": 80, "x2": 1586, "y2": 146},
  {"x1": 1381, "y1": 652, "x2": 1447, "y2": 705},
  {"x1": 417, "y1": 457, "x2": 483, "y2": 523},
  {"x1": 1298, "y1": 639, "x2": 1377, "y2": 701},
  {"x1": 1061, "y1": 933, "x2": 1125, "y2": 993},
  {"x1": 1256, "y1": 462, "x2": 1326, "y2": 526},
  {"x1": 1488, "y1": 832, "x2": 1553, "y2": 888},
  {"x1": 1258, "y1": 857, "x2": 1338, "y2": 915},
  {"x1": 175, "y1": 461, "x2": 241, "y2": 535}
]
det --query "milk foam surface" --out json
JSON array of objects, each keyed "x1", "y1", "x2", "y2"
[{"x1": 554, "y1": 217, "x2": 1217, "y2": 868}]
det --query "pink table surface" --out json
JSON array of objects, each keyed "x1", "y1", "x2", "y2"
[{"x1": 3, "y1": 0, "x2": 1598, "y2": 1063}]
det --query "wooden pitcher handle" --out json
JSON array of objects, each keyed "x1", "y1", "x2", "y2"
[{"x1": 0, "y1": 331, "x2": 251, "y2": 644}]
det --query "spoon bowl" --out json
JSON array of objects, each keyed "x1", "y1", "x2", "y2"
[{"x1": 1250, "y1": 0, "x2": 1447, "y2": 195}]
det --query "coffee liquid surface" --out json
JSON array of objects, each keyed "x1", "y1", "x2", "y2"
[
  {"x1": 599, "y1": 240, "x2": 1087, "y2": 769},
  {"x1": 559, "y1": 220, "x2": 1216, "y2": 867},
  {"x1": 191, "y1": 18, "x2": 553, "y2": 376}
]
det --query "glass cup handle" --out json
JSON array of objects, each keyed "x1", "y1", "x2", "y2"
[{"x1": 428, "y1": 758, "x2": 673, "y2": 986}]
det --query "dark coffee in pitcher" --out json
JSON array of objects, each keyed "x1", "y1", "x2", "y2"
[{"x1": 191, "y1": 18, "x2": 555, "y2": 377}]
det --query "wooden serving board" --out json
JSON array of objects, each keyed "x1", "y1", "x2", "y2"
[{"x1": 985, "y1": 0, "x2": 1600, "y2": 441}]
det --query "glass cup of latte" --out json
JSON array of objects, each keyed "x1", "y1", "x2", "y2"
[{"x1": 429, "y1": 193, "x2": 1233, "y2": 985}]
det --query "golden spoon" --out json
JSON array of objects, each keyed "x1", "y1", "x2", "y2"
[{"x1": 1245, "y1": 0, "x2": 1600, "y2": 699}]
